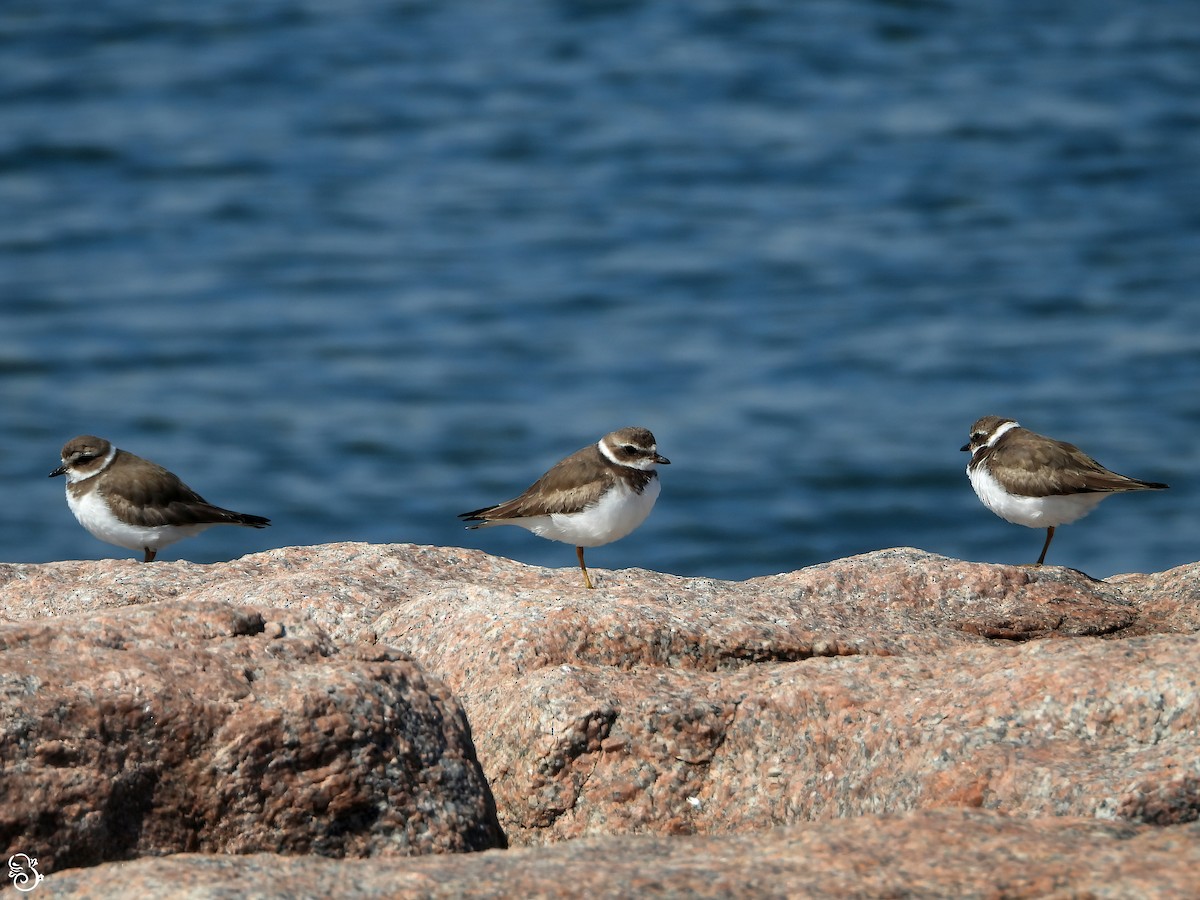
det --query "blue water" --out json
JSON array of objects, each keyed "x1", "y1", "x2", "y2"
[{"x1": 2, "y1": 1, "x2": 1198, "y2": 580}]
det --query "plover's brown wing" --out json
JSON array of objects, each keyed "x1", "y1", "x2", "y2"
[
  {"x1": 991, "y1": 431, "x2": 1167, "y2": 496},
  {"x1": 1052, "y1": 441, "x2": 1168, "y2": 493},
  {"x1": 102, "y1": 452, "x2": 270, "y2": 529},
  {"x1": 459, "y1": 445, "x2": 615, "y2": 524}
]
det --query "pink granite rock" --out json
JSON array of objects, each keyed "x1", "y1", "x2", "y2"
[
  {"x1": 1109, "y1": 563, "x2": 1200, "y2": 635},
  {"x1": 41, "y1": 810, "x2": 1200, "y2": 898},
  {"x1": 2, "y1": 543, "x2": 1199, "y2": 893},
  {"x1": 0, "y1": 543, "x2": 1151, "y2": 650},
  {"x1": 0, "y1": 599, "x2": 503, "y2": 876}
]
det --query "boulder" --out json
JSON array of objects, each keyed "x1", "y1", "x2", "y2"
[
  {"x1": 2, "y1": 543, "x2": 1198, "y2": 891},
  {"x1": 0, "y1": 598, "x2": 503, "y2": 876}
]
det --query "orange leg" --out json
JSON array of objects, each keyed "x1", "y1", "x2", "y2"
[
  {"x1": 1034, "y1": 526, "x2": 1055, "y2": 567},
  {"x1": 143, "y1": 548, "x2": 157, "y2": 563},
  {"x1": 575, "y1": 546, "x2": 594, "y2": 589}
]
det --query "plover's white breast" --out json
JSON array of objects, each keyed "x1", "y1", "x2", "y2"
[
  {"x1": 967, "y1": 463, "x2": 1108, "y2": 529},
  {"x1": 67, "y1": 487, "x2": 212, "y2": 553},
  {"x1": 518, "y1": 476, "x2": 661, "y2": 548}
]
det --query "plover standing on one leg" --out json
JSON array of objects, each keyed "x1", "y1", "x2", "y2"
[{"x1": 961, "y1": 416, "x2": 1167, "y2": 566}]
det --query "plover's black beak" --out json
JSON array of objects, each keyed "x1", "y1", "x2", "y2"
[
  {"x1": 49, "y1": 464, "x2": 67, "y2": 477},
  {"x1": 959, "y1": 443, "x2": 970, "y2": 452},
  {"x1": 654, "y1": 454, "x2": 671, "y2": 465}
]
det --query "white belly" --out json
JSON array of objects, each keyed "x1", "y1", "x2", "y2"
[
  {"x1": 513, "y1": 477, "x2": 661, "y2": 548},
  {"x1": 67, "y1": 488, "x2": 212, "y2": 553},
  {"x1": 967, "y1": 464, "x2": 1108, "y2": 528}
]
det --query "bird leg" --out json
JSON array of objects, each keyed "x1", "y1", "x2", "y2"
[
  {"x1": 143, "y1": 548, "x2": 157, "y2": 563},
  {"x1": 576, "y1": 546, "x2": 594, "y2": 589},
  {"x1": 1034, "y1": 526, "x2": 1055, "y2": 567}
]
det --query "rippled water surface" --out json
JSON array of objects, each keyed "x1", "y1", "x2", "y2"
[{"x1": 2, "y1": 1, "x2": 1198, "y2": 579}]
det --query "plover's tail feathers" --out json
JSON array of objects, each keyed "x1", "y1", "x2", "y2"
[
  {"x1": 457, "y1": 506, "x2": 499, "y2": 529},
  {"x1": 179, "y1": 504, "x2": 270, "y2": 529},
  {"x1": 223, "y1": 510, "x2": 271, "y2": 529}
]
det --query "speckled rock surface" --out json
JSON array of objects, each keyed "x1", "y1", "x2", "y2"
[
  {"x1": 0, "y1": 543, "x2": 1161, "y2": 650},
  {"x1": 1108, "y1": 564, "x2": 1200, "y2": 635},
  {"x1": 2, "y1": 543, "x2": 1199, "y2": 893},
  {"x1": 42, "y1": 810, "x2": 1200, "y2": 899},
  {"x1": 450, "y1": 630, "x2": 1200, "y2": 842},
  {"x1": 0, "y1": 599, "x2": 503, "y2": 876}
]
